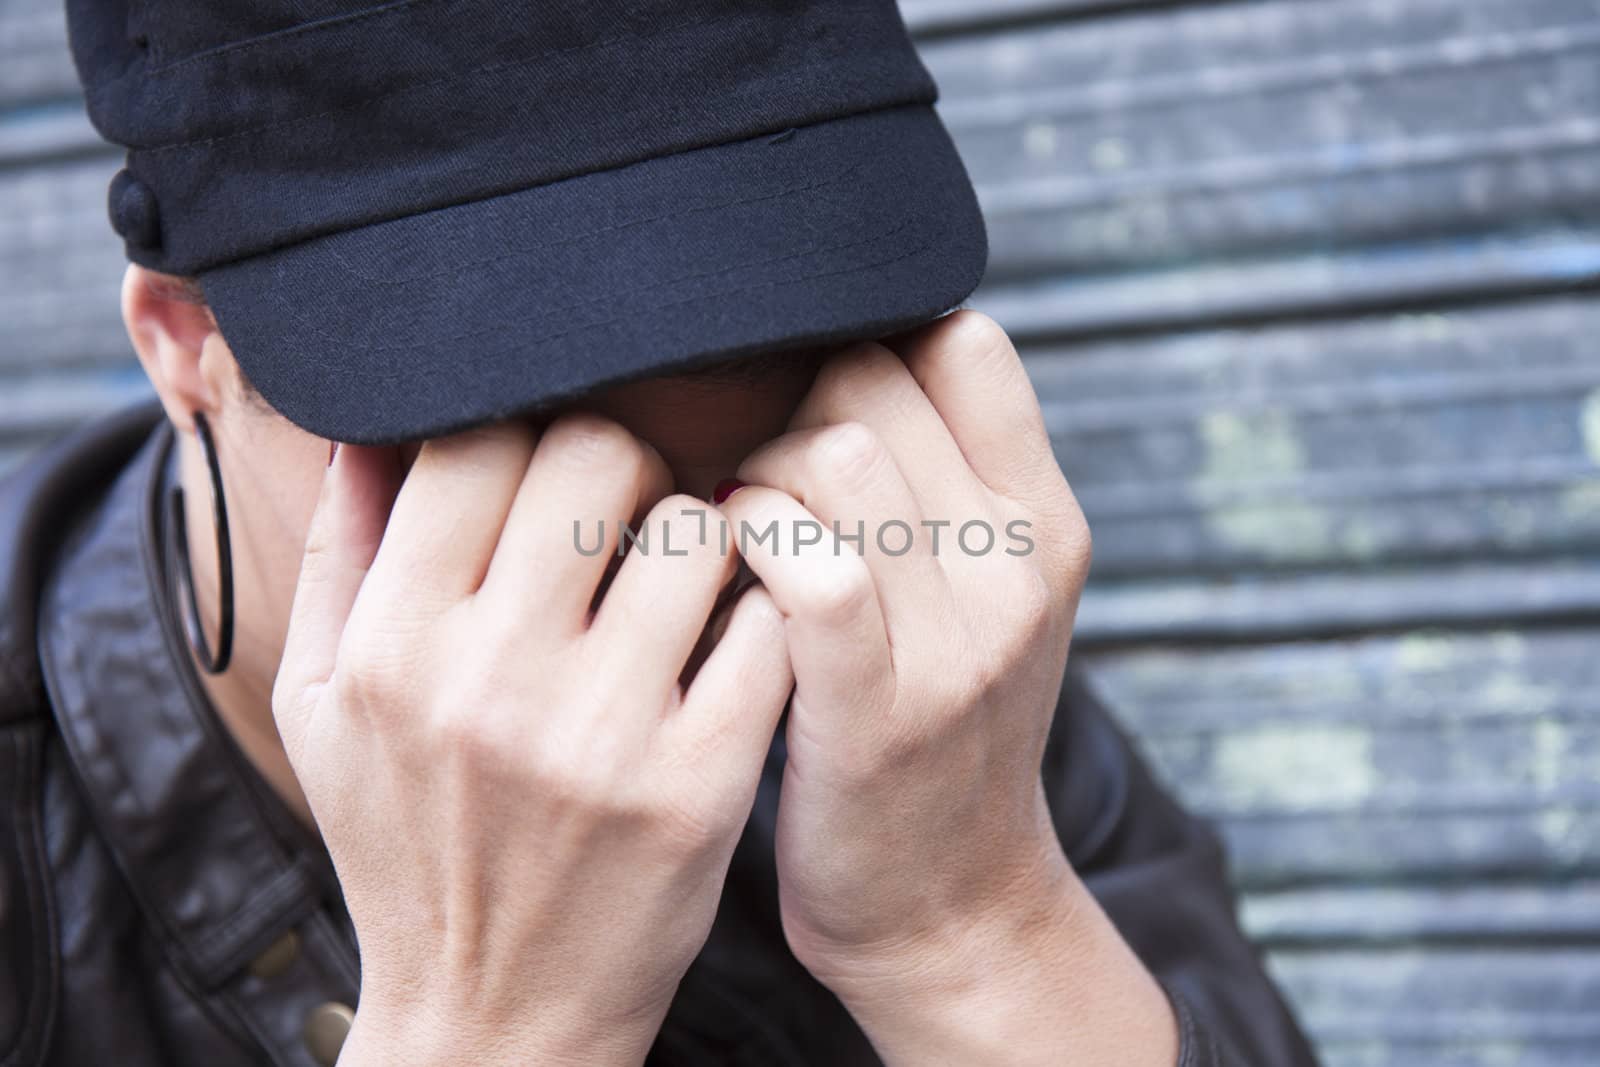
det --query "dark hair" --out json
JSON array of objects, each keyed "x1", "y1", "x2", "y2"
[{"x1": 151, "y1": 274, "x2": 209, "y2": 307}]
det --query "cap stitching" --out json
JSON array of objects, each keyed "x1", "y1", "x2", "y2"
[
  {"x1": 117, "y1": 0, "x2": 446, "y2": 82},
  {"x1": 152, "y1": 95, "x2": 939, "y2": 274},
  {"x1": 111, "y1": 8, "x2": 768, "y2": 154}
]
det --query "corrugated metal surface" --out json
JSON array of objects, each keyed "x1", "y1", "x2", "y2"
[{"x1": 4, "y1": 1, "x2": 1599, "y2": 1064}]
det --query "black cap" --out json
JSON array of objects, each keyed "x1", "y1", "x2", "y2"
[{"x1": 67, "y1": 0, "x2": 988, "y2": 444}]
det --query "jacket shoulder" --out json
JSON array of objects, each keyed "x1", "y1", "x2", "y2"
[
  {"x1": 0, "y1": 718, "x2": 56, "y2": 1067},
  {"x1": 0, "y1": 402, "x2": 163, "y2": 728},
  {"x1": 0, "y1": 403, "x2": 162, "y2": 1066}
]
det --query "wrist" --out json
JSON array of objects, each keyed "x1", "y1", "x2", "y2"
[
  {"x1": 339, "y1": 992, "x2": 664, "y2": 1067},
  {"x1": 810, "y1": 847, "x2": 1178, "y2": 1067},
  {"x1": 805, "y1": 837, "x2": 1080, "y2": 1008}
]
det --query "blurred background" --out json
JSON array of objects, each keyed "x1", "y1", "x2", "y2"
[{"x1": 4, "y1": 0, "x2": 1600, "y2": 1064}]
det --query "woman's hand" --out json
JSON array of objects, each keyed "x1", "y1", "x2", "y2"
[
  {"x1": 716, "y1": 312, "x2": 1177, "y2": 1065},
  {"x1": 271, "y1": 416, "x2": 792, "y2": 1067}
]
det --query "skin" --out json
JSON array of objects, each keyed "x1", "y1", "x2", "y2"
[{"x1": 124, "y1": 264, "x2": 1178, "y2": 1065}]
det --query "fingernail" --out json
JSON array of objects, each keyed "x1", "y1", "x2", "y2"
[
  {"x1": 712, "y1": 478, "x2": 746, "y2": 505},
  {"x1": 328, "y1": 441, "x2": 340, "y2": 467}
]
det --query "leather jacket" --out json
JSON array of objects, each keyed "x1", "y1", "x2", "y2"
[{"x1": 0, "y1": 402, "x2": 1319, "y2": 1066}]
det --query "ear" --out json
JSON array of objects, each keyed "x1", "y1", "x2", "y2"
[{"x1": 122, "y1": 264, "x2": 235, "y2": 433}]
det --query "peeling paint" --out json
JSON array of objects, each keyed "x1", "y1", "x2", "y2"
[
  {"x1": 1560, "y1": 479, "x2": 1600, "y2": 522},
  {"x1": 1213, "y1": 724, "x2": 1375, "y2": 810},
  {"x1": 1580, "y1": 388, "x2": 1600, "y2": 467},
  {"x1": 1565, "y1": 390, "x2": 1600, "y2": 523},
  {"x1": 1535, "y1": 806, "x2": 1580, "y2": 863},
  {"x1": 1394, "y1": 632, "x2": 1461, "y2": 674},
  {"x1": 1336, "y1": 517, "x2": 1384, "y2": 560},
  {"x1": 1196, "y1": 411, "x2": 1332, "y2": 559},
  {"x1": 1416, "y1": 311, "x2": 1454, "y2": 343},
  {"x1": 1480, "y1": 668, "x2": 1561, "y2": 716},
  {"x1": 1022, "y1": 121, "x2": 1057, "y2": 160},
  {"x1": 1091, "y1": 136, "x2": 1129, "y2": 171},
  {"x1": 1528, "y1": 719, "x2": 1568, "y2": 797}
]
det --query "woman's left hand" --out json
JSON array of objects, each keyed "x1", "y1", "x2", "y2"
[{"x1": 716, "y1": 311, "x2": 1175, "y2": 1065}]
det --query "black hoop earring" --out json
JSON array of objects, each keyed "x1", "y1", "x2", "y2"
[{"x1": 169, "y1": 411, "x2": 234, "y2": 674}]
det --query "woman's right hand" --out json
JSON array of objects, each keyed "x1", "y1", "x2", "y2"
[{"x1": 271, "y1": 416, "x2": 793, "y2": 1066}]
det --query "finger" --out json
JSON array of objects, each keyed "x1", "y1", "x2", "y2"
[
  {"x1": 589, "y1": 494, "x2": 738, "y2": 708},
  {"x1": 482, "y1": 413, "x2": 673, "y2": 631},
  {"x1": 787, "y1": 342, "x2": 984, "y2": 512},
  {"x1": 892, "y1": 311, "x2": 1064, "y2": 502},
  {"x1": 364, "y1": 423, "x2": 538, "y2": 603},
  {"x1": 735, "y1": 422, "x2": 954, "y2": 642},
  {"x1": 274, "y1": 444, "x2": 403, "y2": 747},
  {"x1": 678, "y1": 562, "x2": 756, "y2": 688},
  {"x1": 714, "y1": 485, "x2": 895, "y2": 713},
  {"x1": 673, "y1": 584, "x2": 794, "y2": 784}
]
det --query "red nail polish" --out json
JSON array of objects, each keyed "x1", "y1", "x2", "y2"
[
  {"x1": 328, "y1": 441, "x2": 340, "y2": 467},
  {"x1": 712, "y1": 478, "x2": 746, "y2": 505}
]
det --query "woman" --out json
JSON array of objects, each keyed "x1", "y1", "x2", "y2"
[
  {"x1": 3, "y1": 279, "x2": 1316, "y2": 1065},
  {"x1": 3, "y1": 0, "x2": 1318, "y2": 1062}
]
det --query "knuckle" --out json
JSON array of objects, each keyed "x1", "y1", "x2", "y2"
[
  {"x1": 808, "y1": 421, "x2": 888, "y2": 487},
  {"x1": 644, "y1": 776, "x2": 736, "y2": 850},
  {"x1": 965, "y1": 646, "x2": 1010, "y2": 701},
  {"x1": 669, "y1": 798, "x2": 739, "y2": 848},
  {"x1": 943, "y1": 310, "x2": 1014, "y2": 364},
  {"x1": 953, "y1": 627, "x2": 1017, "y2": 700},
  {"x1": 1012, "y1": 571, "x2": 1057, "y2": 632},
  {"x1": 649, "y1": 491, "x2": 712, "y2": 527},
  {"x1": 840, "y1": 721, "x2": 927, "y2": 783},
  {"x1": 529, "y1": 730, "x2": 628, "y2": 805},
  {"x1": 268, "y1": 684, "x2": 316, "y2": 752},
  {"x1": 268, "y1": 675, "x2": 299, "y2": 720},
  {"x1": 429, "y1": 703, "x2": 488, "y2": 755},
  {"x1": 427, "y1": 704, "x2": 523, "y2": 780},
  {"x1": 648, "y1": 493, "x2": 729, "y2": 560},
  {"x1": 1067, "y1": 517, "x2": 1093, "y2": 577},
  {"x1": 529, "y1": 748, "x2": 583, "y2": 797},
  {"x1": 1050, "y1": 505, "x2": 1093, "y2": 582},
  {"x1": 1025, "y1": 490, "x2": 1092, "y2": 583},
  {"x1": 798, "y1": 559, "x2": 875, "y2": 621},
  {"x1": 298, "y1": 515, "x2": 343, "y2": 571},
  {"x1": 578, "y1": 767, "x2": 724, "y2": 853},
  {"x1": 329, "y1": 665, "x2": 370, "y2": 711},
  {"x1": 334, "y1": 629, "x2": 410, "y2": 709}
]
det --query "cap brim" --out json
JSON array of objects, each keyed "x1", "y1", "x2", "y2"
[{"x1": 200, "y1": 105, "x2": 987, "y2": 445}]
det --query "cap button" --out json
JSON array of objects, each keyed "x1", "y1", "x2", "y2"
[{"x1": 108, "y1": 168, "x2": 161, "y2": 250}]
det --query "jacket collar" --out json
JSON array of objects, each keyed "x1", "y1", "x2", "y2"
[{"x1": 34, "y1": 413, "x2": 355, "y2": 993}]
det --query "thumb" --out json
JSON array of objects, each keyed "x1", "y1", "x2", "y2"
[{"x1": 273, "y1": 443, "x2": 402, "y2": 751}]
